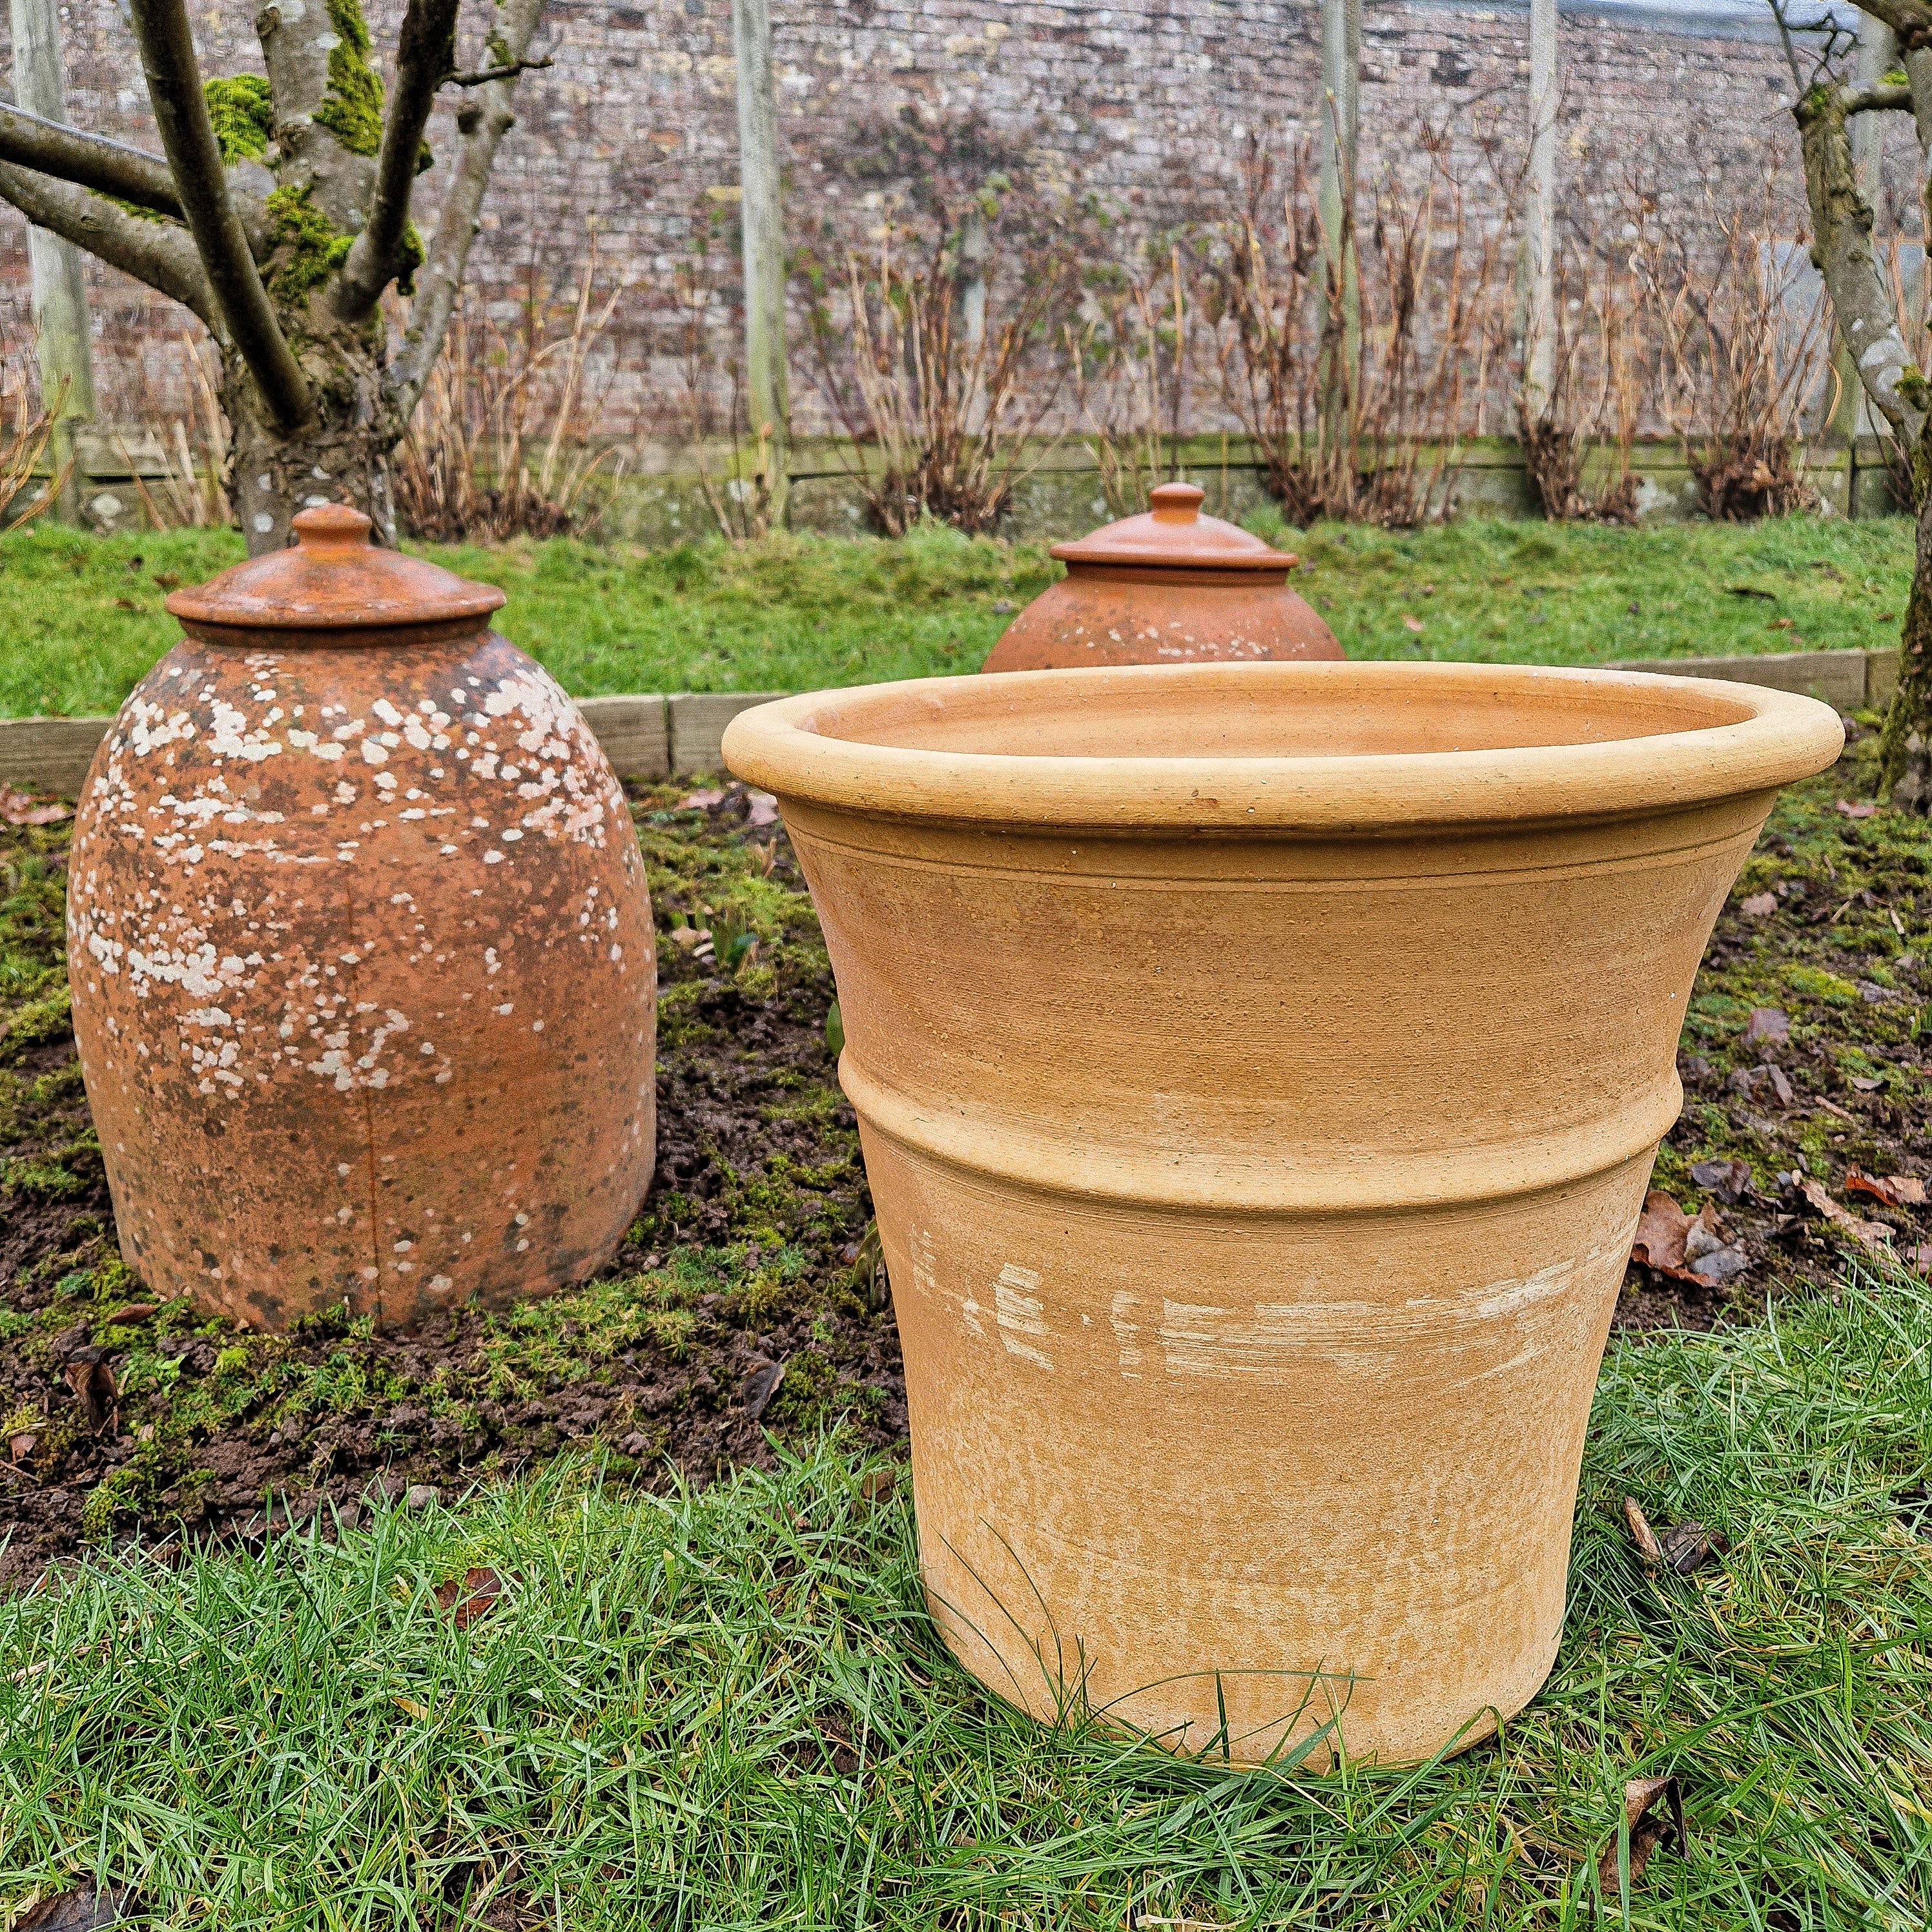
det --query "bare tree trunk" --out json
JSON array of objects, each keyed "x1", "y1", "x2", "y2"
[
  {"x1": 1316, "y1": 0, "x2": 1360, "y2": 455},
  {"x1": 1831, "y1": 19, "x2": 1896, "y2": 445},
  {"x1": 10, "y1": 0, "x2": 96, "y2": 522},
  {"x1": 1521, "y1": 0, "x2": 1558, "y2": 416},
  {"x1": 733, "y1": 0, "x2": 788, "y2": 525},
  {"x1": 1794, "y1": 72, "x2": 1930, "y2": 808},
  {"x1": 225, "y1": 343, "x2": 402, "y2": 554}
]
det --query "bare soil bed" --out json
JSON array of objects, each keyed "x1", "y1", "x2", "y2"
[{"x1": 1, "y1": 723, "x2": 1927, "y2": 1585}]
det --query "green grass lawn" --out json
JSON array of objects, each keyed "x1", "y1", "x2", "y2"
[
  {"x1": 0, "y1": 513, "x2": 1916, "y2": 719},
  {"x1": 3, "y1": 1260, "x2": 1930, "y2": 1927}
]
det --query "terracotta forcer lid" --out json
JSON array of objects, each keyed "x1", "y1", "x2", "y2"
[
  {"x1": 167, "y1": 503, "x2": 506, "y2": 637},
  {"x1": 981, "y1": 483, "x2": 1341, "y2": 672},
  {"x1": 1049, "y1": 481, "x2": 1299, "y2": 574}
]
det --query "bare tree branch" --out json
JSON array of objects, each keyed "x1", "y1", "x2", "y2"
[
  {"x1": 0, "y1": 161, "x2": 215, "y2": 322},
  {"x1": 387, "y1": 0, "x2": 545, "y2": 416},
  {"x1": 1846, "y1": 80, "x2": 1916, "y2": 110},
  {"x1": 1795, "y1": 83, "x2": 1926, "y2": 444},
  {"x1": 444, "y1": 56, "x2": 552, "y2": 87},
  {"x1": 336, "y1": 0, "x2": 462, "y2": 318},
  {"x1": 1769, "y1": 0, "x2": 1809, "y2": 90},
  {"x1": 0, "y1": 101, "x2": 181, "y2": 216},
  {"x1": 127, "y1": 0, "x2": 311, "y2": 427}
]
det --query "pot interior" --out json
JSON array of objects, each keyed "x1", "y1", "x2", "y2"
[{"x1": 796, "y1": 664, "x2": 1762, "y2": 761}]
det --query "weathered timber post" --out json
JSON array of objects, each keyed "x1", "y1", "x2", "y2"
[
  {"x1": 10, "y1": 0, "x2": 96, "y2": 521},
  {"x1": 1315, "y1": 0, "x2": 1361, "y2": 457},
  {"x1": 732, "y1": 0, "x2": 789, "y2": 525},
  {"x1": 1521, "y1": 0, "x2": 1558, "y2": 418}
]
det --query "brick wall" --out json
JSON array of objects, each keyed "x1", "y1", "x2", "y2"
[{"x1": 0, "y1": 0, "x2": 1893, "y2": 442}]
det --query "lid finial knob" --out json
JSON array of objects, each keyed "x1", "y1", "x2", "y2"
[
  {"x1": 1149, "y1": 482, "x2": 1206, "y2": 524},
  {"x1": 291, "y1": 502, "x2": 375, "y2": 550}
]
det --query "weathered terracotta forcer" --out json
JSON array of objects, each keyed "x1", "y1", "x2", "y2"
[
  {"x1": 725, "y1": 662, "x2": 1842, "y2": 1766},
  {"x1": 980, "y1": 482, "x2": 1341, "y2": 671},
  {"x1": 66, "y1": 505, "x2": 656, "y2": 1330}
]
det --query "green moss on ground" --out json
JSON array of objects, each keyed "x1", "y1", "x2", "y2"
[{"x1": 0, "y1": 786, "x2": 894, "y2": 1567}]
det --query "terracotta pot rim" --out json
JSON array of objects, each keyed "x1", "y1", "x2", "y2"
[
  {"x1": 1051, "y1": 560, "x2": 1296, "y2": 586},
  {"x1": 1049, "y1": 548, "x2": 1297, "y2": 576},
  {"x1": 174, "y1": 616, "x2": 500, "y2": 652},
  {"x1": 722, "y1": 661, "x2": 1845, "y2": 834}
]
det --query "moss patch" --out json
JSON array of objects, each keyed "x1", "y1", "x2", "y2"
[
  {"x1": 312, "y1": 0, "x2": 384, "y2": 158},
  {"x1": 265, "y1": 183, "x2": 353, "y2": 304},
  {"x1": 203, "y1": 74, "x2": 275, "y2": 164},
  {"x1": 398, "y1": 220, "x2": 425, "y2": 295}
]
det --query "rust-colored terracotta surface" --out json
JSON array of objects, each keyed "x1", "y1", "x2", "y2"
[
  {"x1": 66, "y1": 506, "x2": 656, "y2": 1331},
  {"x1": 980, "y1": 482, "x2": 1341, "y2": 672},
  {"x1": 724, "y1": 661, "x2": 1842, "y2": 1766}
]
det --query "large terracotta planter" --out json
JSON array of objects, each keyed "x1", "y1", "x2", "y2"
[
  {"x1": 725, "y1": 661, "x2": 1841, "y2": 1766},
  {"x1": 67, "y1": 506, "x2": 656, "y2": 1330}
]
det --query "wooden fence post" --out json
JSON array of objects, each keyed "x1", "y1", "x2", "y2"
[
  {"x1": 1315, "y1": 0, "x2": 1361, "y2": 451},
  {"x1": 10, "y1": 0, "x2": 96, "y2": 522},
  {"x1": 732, "y1": 0, "x2": 789, "y2": 526},
  {"x1": 1521, "y1": 0, "x2": 1559, "y2": 419}
]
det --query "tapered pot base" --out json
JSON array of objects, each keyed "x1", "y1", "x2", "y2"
[{"x1": 864, "y1": 1127, "x2": 1646, "y2": 1767}]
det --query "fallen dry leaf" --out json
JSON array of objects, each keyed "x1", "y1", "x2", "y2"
[
  {"x1": 741, "y1": 1355, "x2": 786, "y2": 1422},
  {"x1": 1660, "y1": 1521, "x2": 1726, "y2": 1574},
  {"x1": 1739, "y1": 892, "x2": 1777, "y2": 916},
  {"x1": 1597, "y1": 1774, "x2": 1684, "y2": 1893},
  {"x1": 679, "y1": 788, "x2": 726, "y2": 810},
  {"x1": 1401, "y1": 613, "x2": 1424, "y2": 633},
  {"x1": 1689, "y1": 1158, "x2": 1754, "y2": 1202},
  {"x1": 8, "y1": 1431, "x2": 36, "y2": 1464},
  {"x1": 433, "y1": 1565, "x2": 504, "y2": 1630},
  {"x1": 63, "y1": 1358, "x2": 116, "y2": 1432},
  {"x1": 1623, "y1": 1496, "x2": 1663, "y2": 1564},
  {"x1": 1836, "y1": 799, "x2": 1878, "y2": 819},
  {"x1": 1630, "y1": 1191, "x2": 1693, "y2": 1272},
  {"x1": 859, "y1": 1467, "x2": 897, "y2": 1505},
  {"x1": 1846, "y1": 1171, "x2": 1926, "y2": 1210},
  {"x1": 1743, "y1": 1007, "x2": 1789, "y2": 1045},
  {"x1": 392, "y1": 1694, "x2": 431, "y2": 1721},
  {"x1": 103, "y1": 1303, "x2": 158, "y2": 1326},
  {"x1": 745, "y1": 789, "x2": 780, "y2": 828},
  {"x1": 1849, "y1": 1075, "x2": 1884, "y2": 1093},
  {"x1": 1798, "y1": 1177, "x2": 1894, "y2": 1254},
  {"x1": 1630, "y1": 1193, "x2": 1738, "y2": 1283},
  {"x1": 15, "y1": 1883, "x2": 134, "y2": 1929},
  {"x1": 1, "y1": 785, "x2": 72, "y2": 827}
]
